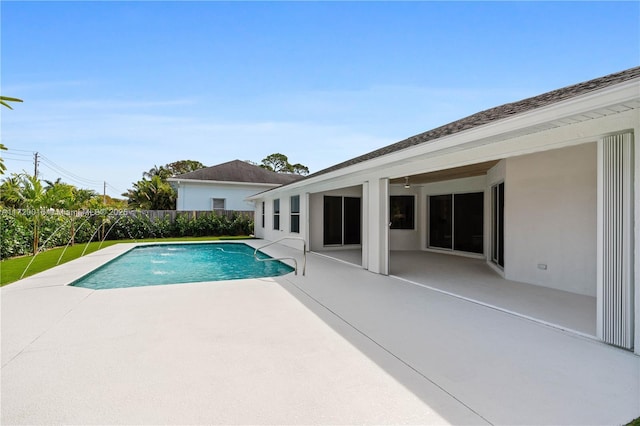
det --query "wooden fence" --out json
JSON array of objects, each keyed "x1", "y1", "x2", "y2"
[{"x1": 127, "y1": 210, "x2": 255, "y2": 222}]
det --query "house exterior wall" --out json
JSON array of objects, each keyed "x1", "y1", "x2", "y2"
[
  {"x1": 504, "y1": 143, "x2": 597, "y2": 297},
  {"x1": 248, "y1": 79, "x2": 639, "y2": 352},
  {"x1": 634, "y1": 129, "x2": 640, "y2": 355},
  {"x1": 254, "y1": 190, "x2": 309, "y2": 250},
  {"x1": 175, "y1": 182, "x2": 274, "y2": 211}
]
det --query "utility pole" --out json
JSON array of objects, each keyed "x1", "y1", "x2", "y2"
[
  {"x1": 33, "y1": 152, "x2": 39, "y2": 177},
  {"x1": 103, "y1": 181, "x2": 107, "y2": 205}
]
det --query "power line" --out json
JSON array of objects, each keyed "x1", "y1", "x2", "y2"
[
  {"x1": 2, "y1": 148, "x2": 128, "y2": 196},
  {"x1": 5, "y1": 148, "x2": 36, "y2": 153},
  {"x1": 2, "y1": 153, "x2": 33, "y2": 161},
  {"x1": 1, "y1": 158, "x2": 31, "y2": 164},
  {"x1": 38, "y1": 154, "x2": 103, "y2": 186},
  {"x1": 2, "y1": 151, "x2": 33, "y2": 158},
  {"x1": 106, "y1": 182, "x2": 127, "y2": 195}
]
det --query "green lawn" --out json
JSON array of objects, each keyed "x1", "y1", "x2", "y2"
[{"x1": 0, "y1": 236, "x2": 252, "y2": 286}]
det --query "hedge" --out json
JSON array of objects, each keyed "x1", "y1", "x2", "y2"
[{"x1": 0, "y1": 209, "x2": 254, "y2": 259}]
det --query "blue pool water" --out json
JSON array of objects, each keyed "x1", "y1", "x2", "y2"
[{"x1": 71, "y1": 243, "x2": 294, "y2": 290}]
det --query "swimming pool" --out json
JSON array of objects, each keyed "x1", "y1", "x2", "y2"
[{"x1": 71, "y1": 243, "x2": 294, "y2": 290}]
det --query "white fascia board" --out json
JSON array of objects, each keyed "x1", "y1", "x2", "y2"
[
  {"x1": 248, "y1": 79, "x2": 640, "y2": 199},
  {"x1": 166, "y1": 178, "x2": 281, "y2": 188},
  {"x1": 381, "y1": 108, "x2": 639, "y2": 180},
  {"x1": 337, "y1": 80, "x2": 640, "y2": 178}
]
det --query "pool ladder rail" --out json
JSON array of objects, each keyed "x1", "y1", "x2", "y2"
[{"x1": 253, "y1": 237, "x2": 307, "y2": 276}]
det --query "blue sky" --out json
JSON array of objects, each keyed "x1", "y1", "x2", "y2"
[{"x1": 2, "y1": 1, "x2": 638, "y2": 197}]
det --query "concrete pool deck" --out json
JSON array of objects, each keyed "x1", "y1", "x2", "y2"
[{"x1": 2, "y1": 240, "x2": 639, "y2": 425}]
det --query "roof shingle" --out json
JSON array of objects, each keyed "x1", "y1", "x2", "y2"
[
  {"x1": 172, "y1": 160, "x2": 305, "y2": 185},
  {"x1": 308, "y1": 66, "x2": 640, "y2": 179}
]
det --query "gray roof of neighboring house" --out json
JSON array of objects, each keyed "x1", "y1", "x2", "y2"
[
  {"x1": 171, "y1": 160, "x2": 305, "y2": 185},
  {"x1": 306, "y1": 66, "x2": 640, "y2": 180}
]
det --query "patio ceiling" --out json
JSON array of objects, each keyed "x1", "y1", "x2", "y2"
[{"x1": 389, "y1": 160, "x2": 500, "y2": 185}]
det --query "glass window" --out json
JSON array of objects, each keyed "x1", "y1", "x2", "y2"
[
  {"x1": 212, "y1": 198, "x2": 225, "y2": 210},
  {"x1": 290, "y1": 195, "x2": 300, "y2": 233},
  {"x1": 390, "y1": 196, "x2": 415, "y2": 229},
  {"x1": 273, "y1": 199, "x2": 280, "y2": 230}
]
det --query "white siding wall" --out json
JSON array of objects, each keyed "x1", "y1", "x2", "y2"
[
  {"x1": 504, "y1": 143, "x2": 597, "y2": 296},
  {"x1": 176, "y1": 182, "x2": 274, "y2": 211}
]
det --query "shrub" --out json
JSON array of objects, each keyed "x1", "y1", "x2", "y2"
[{"x1": 0, "y1": 209, "x2": 254, "y2": 259}]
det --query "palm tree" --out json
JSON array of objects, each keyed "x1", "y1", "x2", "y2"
[
  {"x1": 124, "y1": 175, "x2": 176, "y2": 210},
  {"x1": 0, "y1": 144, "x2": 7, "y2": 175},
  {"x1": 143, "y1": 165, "x2": 172, "y2": 180},
  {"x1": 0, "y1": 96, "x2": 23, "y2": 110},
  {"x1": 43, "y1": 178, "x2": 76, "y2": 210},
  {"x1": 0, "y1": 96, "x2": 23, "y2": 174},
  {"x1": 0, "y1": 173, "x2": 24, "y2": 208},
  {"x1": 17, "y1": 175, "x2": 48, "y2": 254}
]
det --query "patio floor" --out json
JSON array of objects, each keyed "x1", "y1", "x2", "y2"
[
  {"x1": 317, "y1": 248, "x2": 596, "y2": 336},
  {"x1": 2, "y1": 241, "x2": 639, "y2": 425}
]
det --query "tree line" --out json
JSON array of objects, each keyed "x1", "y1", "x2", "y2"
[{"x1": 1, "y1": 153, "x2": 308, "y2": 212}]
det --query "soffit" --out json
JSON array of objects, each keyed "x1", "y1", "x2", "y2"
[
  {"x1": 486, "y1": 99, "x2": 640, "y2": 143},
  {"x1": 389, "y1": 160, "x2": 500, "y2": 185}
]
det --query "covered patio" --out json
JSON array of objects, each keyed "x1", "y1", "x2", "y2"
[{"x1": 315, "y1": 249, "x2": 596, "y2": 336}]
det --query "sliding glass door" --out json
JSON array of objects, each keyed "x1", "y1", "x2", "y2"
[
  {"x1": 429, "y1": 195, "x2": 453, "y2": 249},
  {"x1": 343, "y1": 197, "x2": 362, "y2": 245},
  {"x1": 428, "y1": 192, "x2": 484, "y2": 254},
  {"x1": 323, "y1": 196, "x2": 343, "y2": 245},
  {"x1": 323, "y1": 196, "x2": 361, "y2": 246},
  {"x1": 491, "y1": 183, "x2": 505, "y2": 267}
]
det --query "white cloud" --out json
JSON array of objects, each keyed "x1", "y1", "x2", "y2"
[{"x1": 2, "y1": 83, "x2": 532, "y2": 197}]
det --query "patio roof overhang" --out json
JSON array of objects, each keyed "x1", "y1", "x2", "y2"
[{"x1": 389, "y1": 160, "x2": 500, "y2": 185}]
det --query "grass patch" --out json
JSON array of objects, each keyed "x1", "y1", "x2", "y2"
[{"x1": 0, "y1": 236, "x2": 252, "y2": 286}]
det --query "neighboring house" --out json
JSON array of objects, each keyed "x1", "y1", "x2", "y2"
[
  {"x1": 248, "y1": 67, "x2": 640, "y2": 354},
  {"x1": 168, "y1": 159, "x2": 303, "y2": 212}
]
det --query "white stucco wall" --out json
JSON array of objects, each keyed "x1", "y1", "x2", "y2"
[
  {"x1": 254, "y1": 190, "x2": 310, "y2": 250},
  {"x1": 175, "y1": 182, "x2": 275, "y2": 211},
  {"x1": 504, "y1": 143, "x2": 597, "y2": 297}
]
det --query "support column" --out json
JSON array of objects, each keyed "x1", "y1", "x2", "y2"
[
  {"x1": 304, "y1": 192, "x2": 310, "y2": 252},
  {"x1": 635, "y1": 130, "x2": 640, "y2": 355},
  {"x1": 365, "y1": 178, "x2": 389, "y2": 275},
  {"x1": 362, "y1": 182, "x2": 369, "y2": 270}
]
